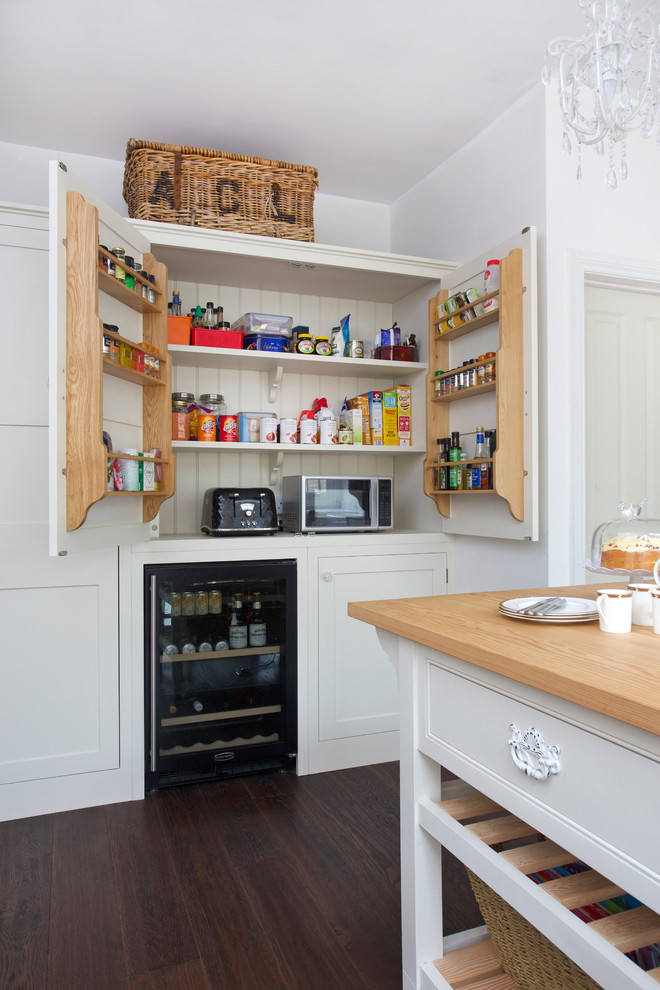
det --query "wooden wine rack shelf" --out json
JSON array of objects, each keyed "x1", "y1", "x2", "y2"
[{"x1": 427, "y1": 790, "x2": 660, "y2": 988}]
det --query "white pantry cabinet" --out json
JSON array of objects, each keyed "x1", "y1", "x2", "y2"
[{"x1": 1, "y1": 167, "x2": 458, "y2": 822}]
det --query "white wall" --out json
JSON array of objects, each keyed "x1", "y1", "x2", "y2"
[
  {"x1": 390, "y1": 87, "x2": 550, "y2": 594},
  {"x1": 0, "y1": 141, "x2": 390, "y2": 252},
  {"x1": 544, "y1": 85, "x2": 660, "y2": 584}
]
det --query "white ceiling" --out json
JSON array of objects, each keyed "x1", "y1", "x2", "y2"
[{"x1": 2, "y1": 0, "x2": 586, "y2": 204}]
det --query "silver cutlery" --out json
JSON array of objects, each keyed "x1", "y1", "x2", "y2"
[{"x1": 518, "y1": 597, "x2": 566, "y2": 616}]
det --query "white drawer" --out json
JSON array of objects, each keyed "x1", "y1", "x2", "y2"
[{"x1": 422, "y1": 655, "x2": 660, "y2": 893}]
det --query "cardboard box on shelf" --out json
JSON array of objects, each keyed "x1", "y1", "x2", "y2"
[
  {"x1": 397, "y1": 385, "x2": 411, "y2": 446},
  {"x1": 347, "y1": 395, "x2": 371, "y2": 445},
  {"x1": 361, "y1": 390, "x2": 383, "y2": 445},
  {"x1": 382, "y1": 389, "x2": 398, "y2": 445}
]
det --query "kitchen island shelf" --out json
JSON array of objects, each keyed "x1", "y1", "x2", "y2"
[{"x1": 420, "y1": 784, "x2": 660, "y2": 989}]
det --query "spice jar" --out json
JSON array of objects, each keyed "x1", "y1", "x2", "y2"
[
  {"x1": 199, "y1": 393, "x2": 226, "y2": 443},
  {"x1": 112, "y1": 247, "x2": 125, "y2": 283},
  {"x1": 483, "y1": 352, "x2": 496, "y2": 383},
  {"x1": 172, "y1": 391, "x2": 194, "y2": 441}
]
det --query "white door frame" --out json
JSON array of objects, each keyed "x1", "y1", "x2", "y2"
[{"x1": 569, "y1": 251, "x2": 660, "y2": 583}]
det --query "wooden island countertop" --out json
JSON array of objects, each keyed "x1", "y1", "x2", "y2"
[{"x1": 347, "y1": 583, "x2": 660, "y2": 738}]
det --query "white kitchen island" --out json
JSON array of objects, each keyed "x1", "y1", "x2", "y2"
[{"x1": 349, "y1": 584, "x2": 660, "y2": 990}]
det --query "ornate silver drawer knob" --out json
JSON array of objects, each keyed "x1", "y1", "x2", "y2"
[{"x1": 508, "y1": 723, "x2": 561, "y2": 780}]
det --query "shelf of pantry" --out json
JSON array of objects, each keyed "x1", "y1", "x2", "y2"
[
  {"x1": 169, "y1": 343, "x2": 427, "y2": 377},
  {"x1": 172, "y1": 441, "x2": 424, "y2": 453},
  {"x1": 98, "y1": 266, "x2": 162, "y2": 315},
  {"x1": 173, "y1": 439, "x2": 423, "y2": 484}
]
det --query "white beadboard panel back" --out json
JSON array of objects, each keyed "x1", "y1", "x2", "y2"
[{"x1": 171, "y1": 279, "x2": 393, "y2": 349}]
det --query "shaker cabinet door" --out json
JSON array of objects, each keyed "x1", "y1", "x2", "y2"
[{"x1": 309, "y1": 545, "x2": 447, "y2": 773}]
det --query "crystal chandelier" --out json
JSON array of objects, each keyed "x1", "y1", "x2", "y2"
[{"x1": 542, "y1": 0, "x2": 660, "y2": 189}]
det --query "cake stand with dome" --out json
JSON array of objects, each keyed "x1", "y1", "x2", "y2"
[{"x1": 586, "y1": 499, "x2": 660, "y2": 580}]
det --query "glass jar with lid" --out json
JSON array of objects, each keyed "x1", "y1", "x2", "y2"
[
  {"x1": 199, "y1": 393, "x2": 227, "y2": 440},
  {"x1": 172, "y1": 391, "x2": 194, "y2": 441},
  {"x1": 588, "y1": 499, "x2": 660, "y2": 576}
]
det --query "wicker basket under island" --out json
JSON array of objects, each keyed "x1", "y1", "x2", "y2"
[{"x1": 122, "y1": 139, "x2": 318, "y2": 241}]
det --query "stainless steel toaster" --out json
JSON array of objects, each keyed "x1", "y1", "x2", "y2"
[{"x1": 201, "y1": 488, "x2": 278, "y2": 536}]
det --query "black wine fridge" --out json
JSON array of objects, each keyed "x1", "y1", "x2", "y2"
[{"x1": 144, "y1": 558, "x2": 297, "y2": 789}]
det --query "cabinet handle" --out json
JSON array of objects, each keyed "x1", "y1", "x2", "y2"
[
  {"x1": 322, "y1": 571, "x2": 333, "y2": 582},
  {"x1": 508, "y1": 723, "x2": 561, "y2": 781}
]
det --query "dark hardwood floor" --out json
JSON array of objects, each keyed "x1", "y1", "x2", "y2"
[{"x1": 0, "y1": 762, "x2": 482, "y2": 990}]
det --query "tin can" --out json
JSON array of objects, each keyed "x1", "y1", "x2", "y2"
[
  {"x1": 182, "y1": 591, "x2": 195, "y2": 616},
  {"x1": 279, "y1": 418, "x2": 298, "y2": 443},
  {"x1": 464, "y1": 287, "x2": 485, "y2": 317},
  {"x1": 198, "y1": 412, "x2": 216, "y2": 441},
  {"x1": 347, "y1": 340, "x2": 364, "y2": 358},
  {"x1": 195, "y1": 591, "x2": 208, "y2": 615},
  {"x1": 209, "y1": 589, "x2": 222, "y2": 614},
  {"x1": 169, "y1": 592, "x2": 181, "y2": 616},
  {"x1": 299, "y1": 419, "x2": 317, "y2": 444},
  {"x1": 319, "y1": 419, "x2": 338, "y2": 444},
  {"x1": 219, "y1": 415, "x2": 238, "y2": 442},
  {"x1": 259, "y1": 417, "x2": 278, "y2": 443}
]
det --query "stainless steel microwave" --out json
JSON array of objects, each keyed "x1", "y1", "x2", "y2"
[{"x1": 281, "y1": 475, "x2": 393, "y2": 533}]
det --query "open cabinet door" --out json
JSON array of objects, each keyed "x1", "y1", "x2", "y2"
[
  {"x1": 425, "y1": 227, "x2": 538, "y2": 541},
  {"x1": 49, "y1": 162, "x2": 174, "y2": 556}
]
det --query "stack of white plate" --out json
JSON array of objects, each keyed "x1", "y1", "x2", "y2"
[{"x1": 498, "y1": 597, "x2": 598, "y2": 623}]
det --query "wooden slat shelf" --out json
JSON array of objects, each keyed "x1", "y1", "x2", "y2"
[
  {"x1": 431, "y1": 791, "x2": 660, "y2": 988},
  {"x1": 103, "y1": 356, "x2": 166, "y2": 386},
  {"x1": 432, "y1": 382, "x2": 496, "y2": 403},
  {"x1": 98, "y1": 267, "x2": 162, "y2": 314},
  {"x1": 160, "y1": 644, "x2": 281, "y2": 663},
  {"x1": 433, "y1": 939, "x2": 517, "y2": 990},
  {"x1": 161, "y1": 703, "x2": 281, "y2": 727},
  {"x1": 432, "y1": 291, "x2": 501, "y2": 335}
]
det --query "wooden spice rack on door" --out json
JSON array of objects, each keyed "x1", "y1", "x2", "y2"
[
  {"x1": 64, "y1": 190, "x2": 175, "y2": 531},
  {"x1": 424, "y1": 247, "x2": 526, "y2": 521}
]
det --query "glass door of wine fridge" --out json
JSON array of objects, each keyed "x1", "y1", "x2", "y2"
[{"x1": 144, "y1": 558, "x2": 297, "y2": 789}]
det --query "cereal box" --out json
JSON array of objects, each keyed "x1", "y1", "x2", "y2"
[
  {"x1": 382, "y1": 389, "x2": 398, "y2": 446},
  {"x1": 347, "y1": 395, "x2": 371, "y2": 445},
  {"x1": 397, "y1": 385, "x2": 411, "y2": 446},
  {"x1": 361, "y1": 390, "x2": 383, "y2": 445}
]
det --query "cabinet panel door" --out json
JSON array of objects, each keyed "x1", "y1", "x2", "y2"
[
  {"x1": 317, "y1": 551, "x2": 446, "y2": 741},
  {"x1": 48, "y1": 161, "x2": 156, "y2": 556}
]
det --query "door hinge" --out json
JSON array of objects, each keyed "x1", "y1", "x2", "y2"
[{"x1": 58, "y1": 162, "x2": 68, "y2": 172}]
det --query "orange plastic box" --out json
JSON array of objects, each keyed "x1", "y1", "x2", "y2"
[
  {"x1": 167, "y1": 315, "x2": 192, "y2": 345},
  {"x1": 190, "y1": 328, "x2": 243, "y2": 349}
]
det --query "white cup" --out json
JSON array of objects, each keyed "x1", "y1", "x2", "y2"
[
  {"x1": 628, "y1": 583, "x2": 655, "y2": 626},
  {"x1": 596, "y1": 589, "x2": 632, "y2": 634},
  {"x1": 651, "y1": 588, "x2": 660, "y2": 635}
]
